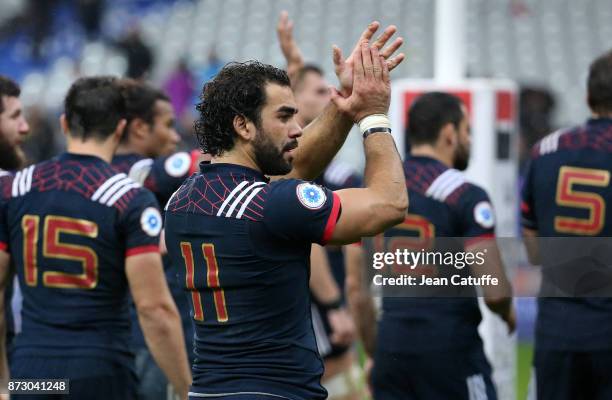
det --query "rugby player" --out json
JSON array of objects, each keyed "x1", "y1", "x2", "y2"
[
  {"x1": 111, "y1": 79, "x2": 198, "y2": 400},
  {"x1": 277, "y1": 14, "x2": 371, "y2": 399},
  {"x1": 361, "y1": 92, "x2": 514, "y2": 400},
  {"x1": 0, "y1": 75, "x2": 29, "y2": 394},
  {"x1": 0, "y1": 77, "x2": 191, "y2": 399},
  {"x1": 165, "y1": 23, "x2": 407, "y2": 398},
  {"x1": 522, "y1": 49, "x2": 612, "y2": 400}
]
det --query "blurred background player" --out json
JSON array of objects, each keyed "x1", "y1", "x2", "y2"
[
  {"x1": 0, "y1": 76, "x2": 29, "y2": 172},
  {"x1": 0, "y1": 75, "x2": 29, "y2": 394},
  {"x1": 165, "y1": 23, "x2": 406, "y2": 399},
  {"x1": 0, "y1": 76, "x2": 191, "y2": 399},
  {"x1": 111, "y1": 79, "x2": 199, "y2": 400},
  {"x1": 521, "y1": 49, "x2": 612, "y2": 400},
  {"x1": 355, "y1": 92, "x2": 515, "y2": 400},
  {"x1": 277, "y1": 13, "x2": 377, "y2": 399}
]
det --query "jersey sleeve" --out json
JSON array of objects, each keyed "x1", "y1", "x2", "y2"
[
  {"x1": 145, "y1": 152, "x2": 195, "y2": 206},
  {"x1": 457, "y1": 184, "x2": 496, "y2": 247},
  {"x1": 520, "y1": 159, "x2": 538, "y2": 231},
  {"x1": 120, "y1": 188, "x2": 162, "y2": 257},
  {"x1": 0, "y1": 174, "x2": 13, "y2": 252},
  {"x1": 262, "y1": 179, "x2": 341, "y2": 245}
]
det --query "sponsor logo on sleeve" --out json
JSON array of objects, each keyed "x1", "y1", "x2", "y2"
[
  {"x1": 164, "y1": 152, "x2": 191, "y2": 177},
  {"x1": 296, "y1": 183, "x2": 327, "y2": 210},
  {"x1": 140, "y1": 207, "x2": 162, "y2": 236},
  {"x1": 474, "y1": 201, "x2": 495, "y2": 228}
]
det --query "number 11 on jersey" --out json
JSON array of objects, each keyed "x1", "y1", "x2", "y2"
[{"x1": 180, "y1": 242, "x2": 228, "y2": 323}]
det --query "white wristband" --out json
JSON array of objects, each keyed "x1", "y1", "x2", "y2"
[{"x1": 358, "y1": 114, "x2": 391, "y2": 135}]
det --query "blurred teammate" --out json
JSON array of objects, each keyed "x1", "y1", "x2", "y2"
[
  {"x1": 521, "y1": 50, "x2": 612, "y2": 400},
  {"x1": 0, "y1": 76, "x2": 29, "y2": 172},
  {"x1": 362, "y1": 92, "x2": 514, "y2": 400},
  {"x1": 277, "y1": 14, "x2": 370, "y2": 398},
  {"x1": 0, "y1": 77, "x2": 191, "y2": 399},
  {"x1": 0, "y1": 75, "x2": 29, "y2": 393},
  {"x1": 165, "y1": 22, "x2": 407, "y2": 399},
  {"x1": 111, "y1": 79, "x2": 199, "y2": 400}
]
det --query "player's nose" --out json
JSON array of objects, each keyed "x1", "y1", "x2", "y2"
[
  {"x1": 19, "y1": 118, "x2": 30, "y2": 135},
  {"x1": 288, "y1": 121, "x2": 302, "y2": 139}
]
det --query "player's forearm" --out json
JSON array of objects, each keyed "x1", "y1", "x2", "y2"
[
  {"x1": 345, "y1": 248, "x2": 377, "y2": 356},
  {"x1": 309, "y1": 245, "x2": 341, "y2": 303},
  {"x1": 138, "y1": 304, "x2": 191, "y2": 398},
  {"x1": 362, "y1": 133, "x2": 408, "y2": 229},
  {"x1": 287, "y1": 103, "x2": 353, "y2": 181}
]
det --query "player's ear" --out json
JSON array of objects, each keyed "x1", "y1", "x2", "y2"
[
  {"x1": 233, "y1": 114, "x2": 255, "y2": 141},
  {"x1": 114, "y1": 119, "x2": 128, "y2": 142},
  {"x1": 59, "y1": 114, "x2": 70, "y2": 137},
  {"x1": 130, "y1": 118, "x2": 150, "y2": 140},
  {"x1": 439, "y1": 122, "x2": 457, "y2": 148}
]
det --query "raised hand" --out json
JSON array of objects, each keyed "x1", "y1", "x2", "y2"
[
  {"x1": 330, "y1": 42, "x2": 391, "y2": 122},
  {"x1": 333, "y1": 22, "x2": 404, "y2": 96},
  {"x1": 276, "y1": 11, "x2": 305, "y2": 83}
]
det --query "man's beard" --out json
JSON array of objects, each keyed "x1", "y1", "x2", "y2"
[
  {"x1": 252, "y1": 128, "x2": 297, "y2": 176},
  {"x1": 453, "y1": 143, "x2": 470, "y2": 171},
  {"x1": 0, "y1": 134, "x2": 25, "y2": 170}
]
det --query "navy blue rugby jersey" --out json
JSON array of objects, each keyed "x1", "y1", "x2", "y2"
[
  {"x1": 112, "y1": 149, "x2": 199, "y2": 207},
  {"x1": 112, "y1": 150, "x2": 198, "y2": 354},
  {"x1": 0, "y1": 153, "x2": 161, "y2": 365},
  {"x1": 521, "y1": 118, "x2": 612, "y2": 351},
  {"x1": 376, "y1": 155, "x2": 496, "y2": 354},
  {"x1": 164, "y1": 162, "x2": 341, "y2": 400}
]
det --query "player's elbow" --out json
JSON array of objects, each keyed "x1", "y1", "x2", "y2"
[
  {"x1": 375, "y1": 196, "x2": 408, "y2": 231},
  {"x1": 386, "y1": 189, "x2": 408, "y2": 224},
  {"x1": 136, "y1": 300, "x2": 180, "y2": 332}
]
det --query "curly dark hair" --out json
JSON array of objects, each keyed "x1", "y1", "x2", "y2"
[{"x1": 195, "y1": 61, "x2": 290, "y2": 156}]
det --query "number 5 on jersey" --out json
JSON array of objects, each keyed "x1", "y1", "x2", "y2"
[
  {"x1": 180, "y1": 242, "x2": 228, "y2": 323},
  {"x1": 555, "y1": 166, "x2": 610, "y2": 235}
]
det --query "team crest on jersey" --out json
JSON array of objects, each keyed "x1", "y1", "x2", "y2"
[
  {"x1": 474, "y1": 201, "x2": 495, "y2": 229},
  {"x1": 140, "y1": 207, "x2": 162, "y2": 237},
  {"x1": 164, "y1": 152, "x2": 191, "y2": 177},
  {"x1": 296, "y1": 183, "x2": 327, "y2": 210}
]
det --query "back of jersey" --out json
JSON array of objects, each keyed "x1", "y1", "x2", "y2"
[
  {"x1": 0, "y1": 153, "x2": 161, "y2": 365},
  {"x1": 376, "y1": 156, "x2": 496, "y2": 354},
  {"x1": 521, "y1": 118, "x2": 612, "y2": 350}
]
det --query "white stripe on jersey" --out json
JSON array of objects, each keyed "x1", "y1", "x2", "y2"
[
  {"x1": 11, "y1": 170, "x2": 21, "y2": 197},
  {"x1": 128, "y1": 158, "x2": 154, "y2": 184},
  {"x1": 25, "y1": 165, "x2": 34, "y2": 193},
  {"x1": 235, "y1": 187, "x2": 264, "y2": 219},
  {"x1": 216, "y1": 181, "x2": 249, "y2": 216},
  {"x1": 10, "y1": 166, "x2": 35, "y2": 197},
  {"x1": 98, "y1": 177, "x2": 133, "y2": 204},
  {"x1": 91, "y1": 173, "x2": 127, "y2": 201},
  {"x1": 225, "y1": 182, "x2": 266, "y2": 218},
  {"x1": 105, "y1": 183, "x2": 141, "y2": 206},
  {"x1": 426, "y1": 169, "x2": 465, "y2": 202}
]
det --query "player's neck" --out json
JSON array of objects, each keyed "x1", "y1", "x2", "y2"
[
  {"x1": 212, "y1": 147, "x2": 261, "y2": 173},
  {"x1": 410, "y1": 145, "x2": 453, "y2": 168},
  {"x1": 66, "y1": 138, "x2": 117, "y2": 164},
  {"x1": 592, "y1": 112, "x2": 612, "y2": 119},
  {"x1": 115, "y1": 141, "x2": 147, "y2": 157}
]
